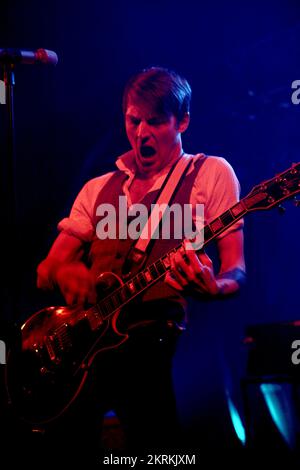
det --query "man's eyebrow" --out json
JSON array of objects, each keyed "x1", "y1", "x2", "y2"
[
  {"x1": 126, "y1": 113, "x2": 142, "y2": 121},
  {"x1": 126, "y1": 113, "x2": 161, "y2": 120}
]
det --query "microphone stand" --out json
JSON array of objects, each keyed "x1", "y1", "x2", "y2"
[
  {"x1": 1, "y1": 61, "x2": 18, "y2": 328},
  {"x1": 1, "y1": 51, "x2": 57, "y2": 332}
]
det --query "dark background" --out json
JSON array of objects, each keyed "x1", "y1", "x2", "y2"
[{"x1": 1, "y1": 0, "x2": 300, "y2": 455}]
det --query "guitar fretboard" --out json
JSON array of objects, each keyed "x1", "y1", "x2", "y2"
[
  {"x1": 82, "y1": 160, "x2": 300, "y2": 329},
  {"x1": 87, "y1": 198, "x2": 252, "y2": 326}
]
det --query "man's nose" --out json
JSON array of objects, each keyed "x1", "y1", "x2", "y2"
[{"x1": 136, "y1": 121, "x2": 150, "y2": 140}]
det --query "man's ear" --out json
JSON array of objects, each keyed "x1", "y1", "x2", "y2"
[{"x1": 178, "y1": 112, "x2": 190, "y2": 133}]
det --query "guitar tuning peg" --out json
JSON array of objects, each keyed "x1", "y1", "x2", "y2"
[
  {"x1": 278, "y1": 204, "x2": 286, "y2": 214},
  {"x1": 294, "y1": 197, "x2": 300, "y2": 207}
]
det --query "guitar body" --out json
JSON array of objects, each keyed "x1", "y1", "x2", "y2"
[{"x1": 5, "y1": 273, "x2": 129, "y2": 426}]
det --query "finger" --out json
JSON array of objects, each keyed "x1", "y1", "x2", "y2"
[
  {"x1": 170, "y1": 255, "x2": 189, "y2": 286},
  {"x1": 88, "y1": 289, "x2": 97, "y2": 304},
  {"x1": 201, "y1": 266, "x2": 219, "y2": 294},
  {"x1": 77, "y1": 290, "x2": 88, "y2": 306},
  {"x1": 79, "y1": 281, "x2": 96, "y2": 304},
  {"x1": 165, "y1": 272, "x2": 184, "y2": 291},
  {"x1": 179, "y1": 244, "x2": 218, "y2": 294},
  {"x1": 65, "y1": 291, "x2": 75, "y2": 305},
  {"x1": 180, "y1": 241, "x2": 192, "y2": 265},
  {"x1": 77, "y1": 297, "x2": 84, "y2": 306},
  {"x1": 180, "y1": 248, "x2": 205, "y2": 283},
  {"x1": 173, "y1": 248, "x2": 195, "y2": 276},
  {"x1": 198, "y1": 251, "x2": 213, "y2": 268},
  {"x1": 173, "y1": 247, "x2": 211, "y2": 290},
  {"x1": 182, "y1": 252, "x2": 213, "y2": 290}
]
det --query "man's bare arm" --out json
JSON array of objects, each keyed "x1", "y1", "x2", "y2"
[{"x1": 37, "y1": 232, "x2": 96, "y2": 305}]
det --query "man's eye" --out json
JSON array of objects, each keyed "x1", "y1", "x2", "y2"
[
  {"x1": 130, "y1": 118, "x2": 140, "y2": 126},
  {"x1": 148, "y1": 117, "x2": 167, "y2": 126},
  {"x1": 148, "y1": 119, "x2": 158, "y2": 125}
]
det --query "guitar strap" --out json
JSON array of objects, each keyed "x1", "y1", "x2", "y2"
[{"x1": 124, "y1": 153, "x2": 193, "y2": 272}]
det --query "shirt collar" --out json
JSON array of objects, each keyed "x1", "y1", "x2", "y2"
[
  {"x1": 115, "y1": 149, "x2": 205, "y2": 178},
  {"x1": 115, "y1": 150, "x2": 136, "y2": 177}
]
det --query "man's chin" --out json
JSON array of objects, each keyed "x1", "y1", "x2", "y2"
[{"x1": 137, "y1": 157, "x2": 158, "y2": 173}]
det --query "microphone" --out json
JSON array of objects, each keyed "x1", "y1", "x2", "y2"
[{"x1": 0, "y1": 48, "x2": 58, "y2": 66}]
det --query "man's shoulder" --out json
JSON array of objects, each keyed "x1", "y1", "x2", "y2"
[
  {"x1": 193, "y1": 155, "x2": 240, "y2": 192},
  {"x1": 193, "y1": 154, "x2": 234, "y2": 175},
  {"x1": 82, "y1": 171, "x2": 116, "y2": 192},
  {"x1": 74, "y1": 171, "x2": 118, "y2": 206},
  {"x1": 196, "y1": 154, "x2": 231, "y2": 167}
]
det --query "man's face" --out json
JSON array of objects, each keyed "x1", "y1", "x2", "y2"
[{"x1": 125, "y1": 98, "x2": 185, "y2": 175}]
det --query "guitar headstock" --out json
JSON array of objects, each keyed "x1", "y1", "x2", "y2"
[{"x1": 244, "y1": 163, "x2": 300, "y2": 211}]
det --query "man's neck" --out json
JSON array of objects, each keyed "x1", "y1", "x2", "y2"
[{"x1": 136, "y1": 148, "x2": 184, "y2": 180}]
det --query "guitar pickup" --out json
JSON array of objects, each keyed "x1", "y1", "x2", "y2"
[
  {"x1": 44, "y1": 336, "x2": 57, "y2": 362},
  {"x1": 44, "y1": 323, "x2": 72, "y2": 362}
]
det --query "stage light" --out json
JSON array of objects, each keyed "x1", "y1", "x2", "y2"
[
  {"x1": 260, "y1": 383, "x2": 297, "y2": 450},
  {"x1": 226, "y1": 392, "x2": 246, "y2": 446}
]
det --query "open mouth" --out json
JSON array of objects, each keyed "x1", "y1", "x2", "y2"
[{"x1": 140, "y1": 145, "x2": 156, "y2": 158}]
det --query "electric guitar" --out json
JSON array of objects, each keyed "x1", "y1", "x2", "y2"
[{"x1": 5, "y1": 163, "x2": 300, "y2": 426}]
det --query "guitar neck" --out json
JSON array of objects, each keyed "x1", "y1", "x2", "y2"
[
  {"x1": 95, "y1": 197, "x2": 253, "y2": 321},
  {"x1": 82, "y1": 161, "x2": 300, "y2": 326}
]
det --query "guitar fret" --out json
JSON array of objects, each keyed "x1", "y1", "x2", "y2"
[
  {"x1": 204, "y1": 225, "x2": 213, "y2": 241},
  {"x1": 149, "y1": 264, "x2": 159, "y2": 279},
  {"x1": 133, "y1": 277, "x2": 141, "y2": 291},
  {"x1": 210, "y1": 218, "x2": 224, "y2": 233},
  {"x1": 110, "y1": 295, "x2": 119, "y2": 310},
  {"x1": 155, "y1": 259, "x2": 166, "y2": 275},
  {"x1": 120, "y1": 286, "x2": 130, "y2": 303},
  {"x1": 127, "y1": 280, "x2": 136, "y2": 294},
  {"x1": 100, "y1": 302, "x2": 108, "y2": 315},
  {"x1": 104, "y1": 297, "x2": 114, "y2": 313},
  {"x1": 231, "y1": 201, "x2": 245, "y2": 217},
  {"x1": 112, "y1": 291, "x2": 122, "y2": 308},
  {"x1": 111, "y1": 295, "x2": 118, "y2": 309},
  {"x1": 94, "y1": 304, "x2": 103, "y2": 319},
  {"x1": 162, "y1": 255, "x2": 171, "y2": 269},
  {"x1": 120, "y1": 285, "x2": 131, "y2": 302},
  {"x1": 144, "y1": 268, "x2": 152, "y2": 283},
  {"x1": 137, "y1": 273, "x2": 147, "y2": 287},
  {"x1": 244, "y1": 192, "x2": 266, "y2": 209},
  {"x1": 220, "y1": 210, "x2": 235, "y2": 226}
]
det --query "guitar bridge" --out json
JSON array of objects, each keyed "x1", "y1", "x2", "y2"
[{"x1": 85, "y1": 307, "x2": 103, "y2": 331}]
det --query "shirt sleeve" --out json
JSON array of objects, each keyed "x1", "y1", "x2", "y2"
[
  {"x1": 193, "y1": 156, "x2": 244, "y2": 239},
  {"x1": 57, "y1": 173, "x2": 114, "y2": 242}
]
